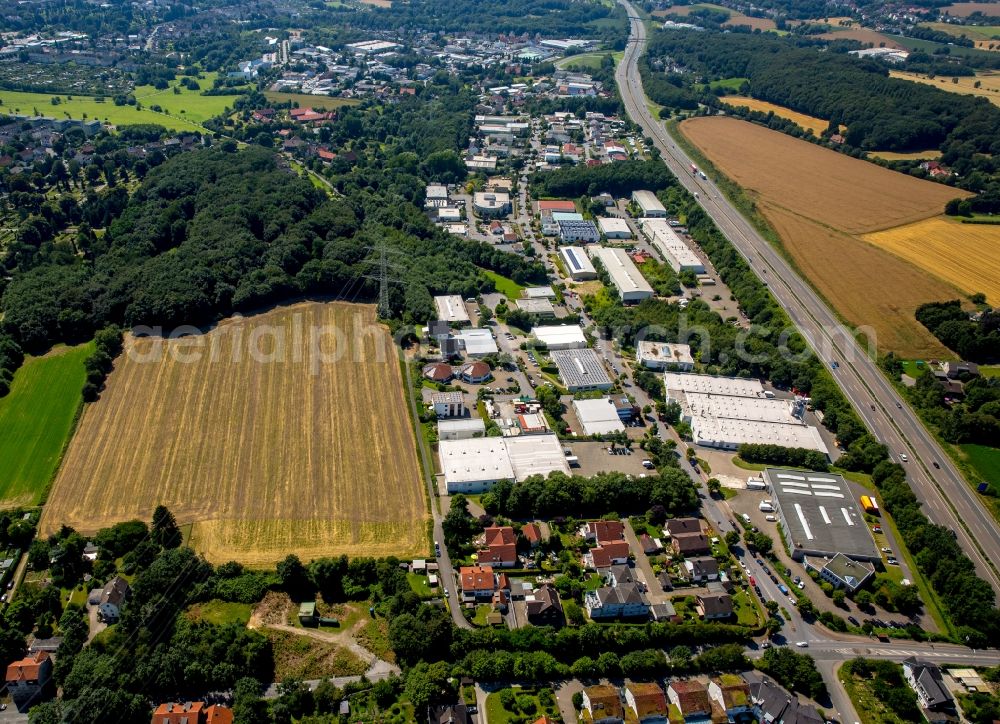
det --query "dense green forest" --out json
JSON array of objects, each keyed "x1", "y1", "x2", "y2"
[
  {"x1": 916, "y1": 300, "x2": 1000, "y2": 363},
  {"x1": 644, "y1": 29, "x2": 1000, "y2": 208}
]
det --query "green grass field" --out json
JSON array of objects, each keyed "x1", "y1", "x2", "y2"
[
  {"x1": 187, "y1": 600, "x2": 254, "y2": 626},
  {"x1": 555, "y1": 52, "x2": 614, "y2": 70},
  {"x1": 0, "y1": 73, "x2": 244, "y2": 131},
  {"x1": 961, "y1": 444, "x2": 1000, "y2": 485},
  {"x1": 708, "y1": 76, "x2": 750, "y2": 91},
  {"x1": 262, "y1": 92, "x2": 362, "y2": 111},
  {"x1": 481, "y1": 269, "x2": 525, "y2": 300},
  {"x1": 0, "y1": 343, "x2": 92, "y2": 508},
  {"x1": 888, "y1": 33, "x2": 997, "y2": 58},
  {"x1": 980, "y1": 365, "x2": 1000, "y2": 378}
]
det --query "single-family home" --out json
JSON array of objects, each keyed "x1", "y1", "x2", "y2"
[
  {"x1": 5, "y1": 651, "x2": 53, "y2": 712},
  {"x1": 672, "y1": 532, "x2": 711, "y2": 556},
  {"x1": 667, "y1": 680, "x2": 711, "y2": 722},
  {"x1": 522, "y1": 523, "x2": 543, "y2": 547},
  {"x1": 479, "y1": 525, "x2": 518, "y2": 568},
  {"x1": 525, "y1": 584, "x2": 564, "y2": 628},
  {"x1": 744, "y1": 672, "x2": 824, "y2": 724},
  {"x1": 459, "y1": 565, "x2": 496, "y2": 602},
  {"x1": 586, "y1": 540, "x2": 631, "y2": 569},
  {"x1": 696, "y1": 592, "x2": 733, "y2": 621},
  {"x1": 624, "y1": 682, "x2": 668, "y2": 723},
  {"x1": 584, "y1": 582, "x2": 649, "y2": 620},
  {"x1": 902, "y1": 658, "x2": 956, "y2": 718},
  {"x1": 584, "y1": 519, "x2": 625, "y2": 543},
  {"x1": 684, "y1": 556, "x2": 720, "y2": 583},
  {"x1": 708, "y1": 674, "x2": 752, "y2": 722},
  {"x1": 582, "y1": 684, "x2": 624, "y2": 723},
  {"x1": 665, "y1": 517, "x2": 702, "y2": 536},
  {"x1": 89, "y1": 575, "x2": 129, "y2": 624}
]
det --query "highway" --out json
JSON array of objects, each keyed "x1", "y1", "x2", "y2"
[{"x1": 614, "y1": 0, "x2": 1000, "y2": 597}]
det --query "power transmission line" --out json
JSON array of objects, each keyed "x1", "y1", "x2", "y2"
[{"x1": 362, "y1": 239, "x2": 406, "y2": 319}]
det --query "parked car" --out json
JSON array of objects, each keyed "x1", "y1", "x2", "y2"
[
  {"x1": 848, "y1": 616, "x2": 860, "y2": 626},
  {"x1": 887, "y1": 557, "x2": 899, "y2": 565},
  {"x1": 795, "y1": 641, "x2": 809, "y2": 648}
]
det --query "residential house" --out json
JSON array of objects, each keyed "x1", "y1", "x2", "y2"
[
  {"x1": 431, "y1": 391, "x2": 465, "y2": 418},
  {"x1": 586, "y1": 540, "x2": 631, "y2": 569},
  {"x1": 525, "y1": 584, "x2": 564, "y2": 627},
  {"x1": 667, "y1": 680, "x2": 711, "y2": 722},
  {"x1": 684, "y1": 556, "x2": 720, "y2": 583},
  {"x1": 581, "y1": 684, "x2": 624, "y2": 724},
  {"x1": 430, "y1": 704, "x2": 470, "y2": 724},
  {"x1": 665, "y1": 517, "x2": 702, "y2": 536},
  {"x1": 151, "y1": 702, "x2": 233, "y2": 724},
  {"x1": 708, "y1": 674, "x2": 752, "y2": 722},
  {"x1": 88, "y1": 575, "x2": 129, "y2": 624},
  {"x1": 479, "y1": 525, "x2": 518, "y2": 568},
  {"x1": 5, "y1": 651, "x2": 53, "y2": 712},
  {"x1": 459, "y1": 565, "x2": 496, "y2": 602},
  {"x1": 902, "y1": 658, "x2": 956, "y2": 718},
  {"x1": 522, "y1": 523, "x2": 543, "y2": 548},
  {"x1": 584, "y1": 582, "x2": 649, "y2": 620},
  {"x1": 639, "y1": 533, "x2": 661, "y2": 555},
  {"x1": 744, "y1": 672, "x2": 824, "y2": 724},
  {"x1": 697, "y1": 592, "x2": 733, "y2": 620},
  {"x1": 624, "y1": 682, "x2": 668, "y2": 723},
  {"x1": 672, "y1": 532, "x2": 710, "y2": 556},
  {"x1": 584, "y1": 519, "x2": 625, "y2": 543}
]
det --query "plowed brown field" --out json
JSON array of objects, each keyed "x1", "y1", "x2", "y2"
[
  {"x1": 681, "y1": 116, "x2": 970, "y2": 357},
  {"x1": 42, "y1": 302, "x2": 427, "y2": 565}
]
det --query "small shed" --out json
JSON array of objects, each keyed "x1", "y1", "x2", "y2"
[{"x1": 298, "y1": 601, "x2": 318, "y2": 626}]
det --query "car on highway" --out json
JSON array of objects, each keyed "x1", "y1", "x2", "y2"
[
  {"x1": 881, "y1": 547, "x2": 892, "y2": 553},
  {"x1": 933, "y1": 461, "x2": 941, "y2": 469},
  {"x1": 899, "y1": 453, "x2": 908, "y2": 462},
  {"x1": 887, "y1": 557, "x2": 899, "y2": 565},
  {"x1": 831, "y1": 360, "x2": 839, "y2": 369},
  {"x1": 872, "y1": 525, "x2": 883, "y2": 533}
]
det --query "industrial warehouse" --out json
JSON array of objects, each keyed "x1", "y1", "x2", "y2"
[
  {"x1": 434, "y1": 295, "x2": 471, "y2": 325},
  {"x1": 665, "y1": 373, "x2": 829, "y2": 454},
  {"x1": 531, "y1": 325, "x2": 588, "y2": 350},
  {"x1": 550, "y1": 348, "x2": 614, "y2": 391},
  {"x1": 560, "y1": 245, "x2": 598, "y2": 281},
  {"x1": 438, "y1": 434, "x2": 570, "y2": 493},
  {"x1": 588, "y1": 246, "x2": 654, "y2": 303},
  {"x1": 631, "y1": 189, "x2": 667, "y2": 217},
  {"x1": 639, "y1": 219, "x2": 705, "y2": 274},
  {"x1": 572, "y1": 397, "x2": 627, "y2": 436},
  {"x1": 764, "y1": 468, "x2": 880, "y2": 563}
]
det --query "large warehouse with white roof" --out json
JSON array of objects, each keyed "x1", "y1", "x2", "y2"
[
  {"x1": 532, "y1": 325, "x2": 588, "y2": 350},
  {"x1": 588, "y1": 246, "x2": 654, "y2": 303},
  {"x1": 764, "y1": 468, "x2": 879, "y2": 562},
  {"x1": 434, "y1": 295, "x2": 471, "y2": 325},
  {"x1": 573, "y1": 398, "x2": 626, "y2": 436},
  {"x1": 438, "y1": 434, "x2": 570, "y2": 493},
  {"x1": 560, "y1": 246, "x2": 598, "y2": 281},
  {"x1": 631, "y1": 189, "x2": 667, "y2": 217},
  {"x1": 550, "y1": 348, "x2": 613, "y2": 391},
  {"x1": 640, "y1": 219, "x2": 705, "y2": 274}
]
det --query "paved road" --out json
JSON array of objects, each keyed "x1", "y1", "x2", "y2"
[{"x1": 614, "y1": 1, "x2": 1000, "y2": 597}]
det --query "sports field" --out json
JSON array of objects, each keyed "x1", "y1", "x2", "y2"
[
  {"x1": 0, "y1": 74, "x2": 244, "y2": 130},
  {"x1": 0, "y1": 343, "x2": 92, "y2": 509},
  {"x1": 889, "y1": 69, "x2": 1000, "y2": 106},
  {"x1": 262, "y1": 92, "x2": 362, "y2": 110},
  {"x1": 42, "y1": 302, "x2": 427, "y2": 565},
  {"x1": 719, "y1": 96, "x2": 832, "y2": 136},
  {"x1": 680, "y1": 116, "x2": 970, "y2": 357},
  {"x1": 863, "y1": 216, "x2": 1000, "y2": 303}
]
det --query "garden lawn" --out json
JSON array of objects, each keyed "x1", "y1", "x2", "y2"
[
  {"x1": 481, "y1": 269, "x2": 525, "y2": 301},
  {"x1": 186, "y1": 600, "x2": 253, "y2": 626},
  {"x1": 0, "y1": 343, "x2": 92, "y2": 508},
  {"x1": 961, "y1": 444, "x2": 1000, "y2": 487}
]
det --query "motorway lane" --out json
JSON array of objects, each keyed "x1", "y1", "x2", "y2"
[{"x1": 614, "y1": 2, "x2": 1000, "y2": 597}]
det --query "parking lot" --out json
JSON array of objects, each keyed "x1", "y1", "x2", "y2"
[{"x1": 563, "y1": 440, "x2": 653, "y2": 478}]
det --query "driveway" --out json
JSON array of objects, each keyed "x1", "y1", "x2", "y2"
[{"x1": 622, "y1": 520, "x2": 667, "y2": 604}]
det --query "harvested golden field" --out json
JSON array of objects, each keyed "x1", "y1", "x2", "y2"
[
  {"x1": 261, "y1": 92, "x2": 362, "y2": 110},
  {"x1": 819, "y1": 27, "x2": 906, "y2": 48},
  {"x1": 863, "y1": 217, "x2": 1000, "y2": 303},
  {"x1": 680, "y1": 116, "x2": 969, "y2": 357},
  {"x1": 764, "y1": 206, "x2": 959, "y2": 357},
  {"x1": 942, "y1": 2, "x2": 1000, "y2": 17},
  {"x1": 720, "y1": 96, "x2": 831, "y2": 136},
  {"x1": 889, "y1": 70, "x2": 1000, "y2": 107},
  {"x1": 681, "y1": 117, "x2": 966, "y2": 234},
  {"x1": 42, "y1": 301, "x2": 427, "y2": 565},
  {"x1": 869, "y1": 149, "x2": 942, "y2": 161},
  {"x1": 724, "y1": 13, "x2": 776, "y2": 30}
]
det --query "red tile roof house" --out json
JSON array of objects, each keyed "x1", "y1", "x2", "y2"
[
  {"x1": 460, "y1": 565, "x2": 496, "y2": 602},
  {"x1": 478, "y1": 525, "x2": 518, "y2": 568},
  {"x1": 151, "y1": 702, "x2": 233, "y2": 724},
  {"x1": 667, "y1": 680, "x2": 712, "y2": 721},
  {"x1": 583, "y1": 519, "x2": 625, "y2": 544},
  {"x1": 585, "y1": 540, "x2": 631, "y2": 569},
  {"x1": 6, "y1": 651, "x2": 53, "y2": 712},
  {"x1": 522, "y1": 522, "x2": 543, "y2": 547}
]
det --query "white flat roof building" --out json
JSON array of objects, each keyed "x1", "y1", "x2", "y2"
[
  {"x1": 691, "y1": 417, "x2": 829, "y2": 454},
  {"x1": 664, "y1": 372, "x2": 764, "y2": 398},
  {"x1": 473, "y1": 191, "x2": 511, "y2": 217},
  {"x1": 437, "y1": 207, "x2": 461, "y2": 222},
  {"x1": 532, "y1": 325, "x2": 587, "y2": 350},
  {"x1": 598, "y1": 217, "x2": 632, "y2": 239},
  {"x1": 439, "y1": 434, "x2": 569, "y2": 492},
  {"x1": 560, "y1": 246, "x2": 598, "y2": 281},
  {"x1": 426, "y1": 184, "x2": 449, "y2": 200},
  {"x1": 683, "y1": 392, "x2": 800, "y2": 425},
  {"x1": 457, "y1": 328, "x2": 498, "y2": 356},
  {"x1": 515, "y1": 298, "x2": 555, "y2": 316},
  {"x1": 438, "y1": 418, "x2": 487, "y2": 441},
  {"x1": 631, "y1": 189, "x2": 667, "y2": 217},
  {"x1": 524, "y1": 286, "x2": 557, "y2": 299},
  {"x1": 435, "y1": 295, "x2": 471, "y2": 324},
  {"x1": 637, "y1": 342, "x2": 694, "y2": 371},
  {"x1": 439, "y1": 438, "x2": 514, "y2": 493},
  {"x1": 589, "y1": 246, "x2": 654, "y2": 303},
  {"x1": 573, "y1": 397, "x2": 626, "y2": 436},
  {"x1": 551, "y1": 348, "x2": 613, "y2": 391},
  {"x1": 640, "y1": 219, "x2": 705, "y2": 273}
]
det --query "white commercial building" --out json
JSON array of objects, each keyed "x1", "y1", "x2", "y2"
[
  {"x1": 665, "y1": 373, "x2": 828, "y2": 456},
  {"x1": 438, "y1": 434, "x2": 570, "y2": 493},
  {"x1": 457, "y1": 328, "x2": 498, "y2": 356},
  {"x1": 473, "y1": 192, "x2": 511, "y2": 217},
  {"x1": 532, "y1": 325, "x2": 587, "y2": 350},
  {"x1": 523, "y1": 286, "x2": 556, "y2": 299},
  {"x1": 573, "y1": 397, "x2": 627, "y2": 436},
  {"x1": 598, "y1": 217, "x2": 632, "y2": 239},
  {"x1": 631, "y1": 189, "x2": 667, "y2": 217},
  {"x1": 437, "y1": 207, "x2": 461, "y2": 222},
  {"x1": 426, "y1": 184, "x2": 449, "y2": 201},
  {"x1": 515, "y1": 298, "x2": 555, "y2": 316},
  {"x1": 438, "y1": 418, "x2": 487, "y2": 441},
  {"x1": 640, "y1": 219, "x2": 705, "y2": 273},
  {"x1": 560, "y1": 246, "x2": 598, "y2": 281},
  {"x1": 637, "y1": 341, "x2": 694, "y2": 371},
  {"x1": 589, "y1": 246, "x2": 654, "y2": 303},
  {"x1": 434, "y1": 295, "x2": 471, "y2": 324}
]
